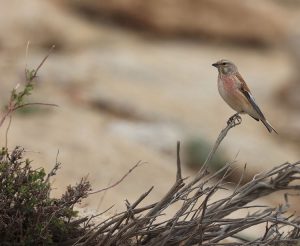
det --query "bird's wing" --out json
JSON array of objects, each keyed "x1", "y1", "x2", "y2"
[{"x1": 235, "y1": 72, "x2": 266, "y2": 120}]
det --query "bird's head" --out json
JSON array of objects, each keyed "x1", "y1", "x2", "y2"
[{"x1": 212, "y1": 59, "x2": 237, "y2": 75}]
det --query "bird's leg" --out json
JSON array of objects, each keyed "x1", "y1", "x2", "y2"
[{"x1": 227, "y1": 113, "x2": 242, "y2": 126}]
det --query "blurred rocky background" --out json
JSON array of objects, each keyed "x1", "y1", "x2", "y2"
[{"x1": 0, "y1": 0, "x2": 300, "y2": 224}]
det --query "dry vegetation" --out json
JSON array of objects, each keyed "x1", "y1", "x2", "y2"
[
  {"x1": 0, "y1": 48, "x2": 300, "y2": 245},
  {"x1": 78, "y1": 119, "x2": 300, "y2": 246}
]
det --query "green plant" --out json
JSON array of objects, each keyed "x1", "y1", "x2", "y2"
[
  {"x1": 0, "y1": 46, "x2": 98, "y2": 245},
  {"x1": 0, "y1": 147, "x2": 92, "y2": 245}
]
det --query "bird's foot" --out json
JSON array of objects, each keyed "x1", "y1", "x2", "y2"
[{"x1": 227, "y1": 113, "x2": 242, "y2": 126}]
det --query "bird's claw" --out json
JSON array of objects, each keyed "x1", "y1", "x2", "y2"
[{"x1": 227, "y1": 113, "x2": 242, "y2": 126}]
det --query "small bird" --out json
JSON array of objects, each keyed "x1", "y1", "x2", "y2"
[{"x1": 212, "y1": 59, "x2": 277, "y2": 133}]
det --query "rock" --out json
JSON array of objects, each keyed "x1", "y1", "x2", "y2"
[
  {"x1": 60, "y1": 0, "x2": 286, "y2": 46},
  {"x1": 277, "y1": 80, "x2": 300, "y2": 111},
  {"x1": 278, "y1": 31, "x2": 300, "y2": 111},
  {"x1": 0, "y1": 0, "x2": 99, "y2": 50},
  {"x1": 108, "y1": 121, "x2": 182, "y2": 154}
]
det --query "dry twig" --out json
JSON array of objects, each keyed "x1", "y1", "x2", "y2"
[
  {"x1": 89, "y1": 161, "x2": 145, "y2": 195},
  {"x1": 79, "y1": 114, "x2": 300, "y2": 245}
]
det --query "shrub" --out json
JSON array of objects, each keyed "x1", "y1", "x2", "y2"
[{"x1": 0, "y1": 147, "x2": 92, "y2": 245}]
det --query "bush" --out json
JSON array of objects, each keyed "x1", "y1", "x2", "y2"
[{"x1": 0, "y1": 147, "x2": 92, "y2": 245}]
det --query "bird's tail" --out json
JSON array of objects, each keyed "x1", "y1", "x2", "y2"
[{"x1": 261, "y1": 119, "x2": 278, "y2": 134}]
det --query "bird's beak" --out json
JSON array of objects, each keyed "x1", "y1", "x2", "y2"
[{"x1": 212, "y1": 63, "x2": 218, "y2": 68}]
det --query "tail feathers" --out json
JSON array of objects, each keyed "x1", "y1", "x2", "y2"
[{"x1": 261, "y1": 119, "x2": 278, "y2": 134}]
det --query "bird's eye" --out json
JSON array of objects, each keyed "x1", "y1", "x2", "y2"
[{"x1": 222, "y1": 62, "x2": 227, "y2": 65}]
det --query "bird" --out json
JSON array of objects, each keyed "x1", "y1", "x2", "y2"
[{"x1": 212, "y1": 59, "x2": 277, "y2": 134}]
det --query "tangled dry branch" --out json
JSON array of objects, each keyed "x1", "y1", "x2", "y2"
[{"x1": 73, "y1": 114, "x2": 300, "y2": 245}]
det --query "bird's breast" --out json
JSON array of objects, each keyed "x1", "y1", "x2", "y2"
[
  {"x1": 217, "y1": 75, "x2": 243, "y2": 112},
  {"x1": 219, "y1": 75, "x2": 237, "y2": 90},
  {"x1": 217, "y1": 75, "x2": 237, "y2": 97}
]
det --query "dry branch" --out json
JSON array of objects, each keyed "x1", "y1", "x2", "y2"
[{"x1": 78, "y1": 114, "x2": 300, "y2": 245}]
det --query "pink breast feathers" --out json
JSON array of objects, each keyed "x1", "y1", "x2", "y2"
[{"x1": 221, "y1": 75, "x2": 237, "y2": 92}]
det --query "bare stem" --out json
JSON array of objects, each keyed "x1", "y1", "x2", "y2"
[
  {"x1": 203, "y1": 112, "x2": 241, "y2": 167},
  {"x1": 181, "y1": 113, "x2": 242, "y2": 193}
]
